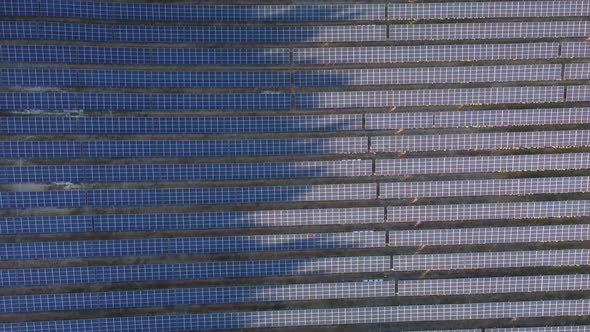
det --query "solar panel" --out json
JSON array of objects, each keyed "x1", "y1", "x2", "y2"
[
  {"x1": 380, "y1": 176, "x2": 590, "y2": 199},
  {"x1": 0, "y1": 256, "x2": 391, "y2": 286},
  {"x1": 567, "y1": 85, "x2": 590, "y2": 101},
  {"x1": 435, "y1": 108, "x2": 590, "y2": 128},
  {"x1": 365, "y1": 112, "x2": 434, "y2": 130},
  {"x1": 1, "y1": 21, "x2": 387, "y2": 43},
  {"x1": 0, "y1": 137, "x2": 368, "y2": 158},
  {"x1": 562, "y1": 42, "x2": 590, "y2": 58},
  {"x1": 38, "y1": 2, "x2": 385, "y2": 21},
  {"x1": 292, "y1": 43, "x2": 559, "y2": 64},
  {"x1": 371, "y1": 130, "x2": 590, "y2": 152},
  {"x1": 390, "y1": 1, "x2": 590, "y2": 19},
  {"x1": 389, "y1": 224, "x2": 590, "y2": 246},
  {"x1": 0, "y1": 0, "x2": 37, "y2": 16},
  {"x1": 94, "y1": 207, "x2": 385, "y2": 231},
  {"x1": 0, "y1": 231, "x2": 386, "y2": 260},
  {"x1": 294, "y1": 65, "x2": 561, "y2": 86},
  {"x1": 295, "y1": 86, "x2": 563, "y2": 109},
  {"x1": 0, "y1": 300, "x2": 587, "y2": 331},
  {"x1": 565, "y1": 63, "x2": 590, "y2": 80},
  {"x1": 392, "y1": 249, "x2": 590, "y2": 271},
  {"x1": 1, "y1": 68, "x2": 291, "y2": 88},
  {"x1": 0, "y1": 44, "x2": 291, "y2": 65},
  {"x1": 398, "y1": 274, "x2": 590, "y2": 297},
  {"x1": 390, "y1": 21, "x2": 590, "y2": 41},
  {"x1": 0, "y1": 215, "x2": 93, "y2": 234},
  {"x1": 0, "y1": 160, "x2": 372, "y2": 183},
  {"x1": 0, "y1": 183, "x2": 376, "y2": 208},
  {"x1": 488, "y1": 326, "x2": 590, "y2": 332},
  {"x1": 375, "y1": 153, "x2": 590, "y2": 175},
  {"x1": 0, "y1": 92, "x2": 291, "y2": 110},
  {"x1": 388, "y1": 200, "x2": 590, "y2": 223},
  {"x1": 0, "y1": 280, "x2": 396, "y2": 313},
  {"x1": 0, "y1": 114, "x2": 363, "y2": 134}
]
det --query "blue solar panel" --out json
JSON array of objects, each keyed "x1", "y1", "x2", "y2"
[
  {"x1": 0, "y1": 92, "x2": 291, "y2": 110},
  {"x1": 0, "y1": 141, "x2": 80, "y2": 158},
  {"x1": 0, "y1": 45, "x2": 290, "y2": 65},
  {"x1": 0, "y1": 165, "x2": 85, "y2": 183},
  {"x1": 0, "y1": 231, "x2": 385, "y2": 260},
  {"x1": 0, "y1": 191, "x2": 86, "y2": 209},
  {"x1": 0, "y1": 215, "x2": 93, "y2": 234},
  {"x1": 0, "y1": 0, "x2": 38, "y2": 16},
  {"x1": 0, "y1": 256, "x2": 390, "y2": 286},
  {"x1": 0, "y1": 115, "x2": 363, "y2": 134}
]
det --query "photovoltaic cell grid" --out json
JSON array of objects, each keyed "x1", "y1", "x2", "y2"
[
  {"x1": 0, "y1": 256, "x2": 391, "y2": 286},
  {"x1": 388, "y1": 224, "x2": 590, "y2": 246},
  {"x1": 0, "y1": 281, "x2": 396, "y2": 313},
  {"x1": 293, "y1": 43, "x2": 560, "y2": 64},
  {"x1": 0, "y1": 160, "x2": 372, "y2": 183},
  {"x1": 0, "y1": 92, "x2": 291, "y2": 111},
  {"x1": 0, "y1": 114, "x2": 363, "y2": 134},
  {"x1": 389, "y1": 1, "x2": 590, "y2": 19},
  {"x1": 0, "y1": 215, "x2": 93, "y2": 234},
  {"x1": 389, "y1": 21, "x2": 590, "y2": 41},
  {"x1": 375, "y1": 153, "x2": 590, "y2": 175},
  {"x1": 0, "y1": 300, "x2": 587, "y2": 331},
  {"x1": 488, "y1": 326, "x2": 590, "y2": 332},
  {"x1": 388, "y1": 200, "x2": 590, "y2": 223},
  {"x1": 392, "y1": 249, "x2": 590, "y2": 271},
  {"x1": 380, "y1": 176, "x2": 590, "y2": 199},
  {"x1": 0, "y1": 68, "x2": 291, "y2": 88},
  {"x1": 0, "y1": 22, "x2": 388, "y2": 43},
  {"x1": 371, "y1": 130, "x2": 590, "y2": 152},
  {"x1": 562, "y1": 42, "x2": 590, "y2": 58},
  {"x1": 0, "y1": 231, "x2": 386, "y2": 260},
  {"x1": 0, "y1": 45, "x2": 291, "y2": 65},
  {"x1": 565, "y1": 63, "x2": 590, "y2": 80},
  {"x1": 294, "y1": 65, "x2": 562, "y2": 86},
  {"x1": 295, "y1": 86, "x2": 563, "y2": 109},
  {"x1": 0, "y1": 137, "x2": 368, "y2": 158},
  {"x1": 2, "y1": 1, "x2": 385, "y2": 21},
  {"x1": 398, "y1": 274, "x2": 590, "y2": 297},
  {"x1": 0, "y1": 183, "x2": 377, "y2": 209},
  {"x1": 434, "y1": 108, "x2": 590, "y2": 128},
  {"x1": 568, "y1": 85, "x2": 590, "y2": 102}
]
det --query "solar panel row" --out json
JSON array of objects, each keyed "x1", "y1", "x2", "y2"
[
  {"x1": 0, "y1": 160, "x2": 372, "y2": 183},
  {"x1": 1, "y1": 64, "x2": 567, "y2": 88},
  {"x1": 0, "y1": 22, "x2": 387, "y2": 43},
  {"x1": 389, "y1": 224, "x2": 590, "y2": 246},
  {"x1": 2, "y1": 43, "x2": 567, "y2": 65},
  {"x1": 376, "y1": 153, "x2": 590, "y2": 175},
  {"x1": 372, "y1": 130, "x2": 590, "y2": 152},
  {"x1": 0, "y1": 114, "x2": 363, "y2": 134},
  {"x1": 0, "y1": 231, "x2": 386, "y2": 260},
  {"x1": 0, "y1": 138, "x2": 367, "y2": 158},
  {"x1": 388, "y1": 200, "x2": 590, "y2": 223},
  {"x1": 0, "y1": 207, "x2": 385, "y2": 234},
  {"x1": 389, "y1": 21, "x2": 590, "y2": 41},
  {"x1": 380, "y1": 176, "x2": 590, "y2": 199},
  {"x1": 488, "y1": 326, "x2": 590, "y2": 332},
  {"x1": 398, "y1": 274, "x2": 590, "y2": 297},
  {"x1": 565, "y1": 63, "x2": 590, "y2": 80},
  {"x1": 0, "y1": 300, "x2": 587, "y2": 331},
  {"x1": 0, "y1": 92, "x2": 291, "y2": 110},
  {"x1": 390, "y1": 1, "x2": 590, "y2": 19},
  {"x1": 568, "y1": 85, "x2": 590, "y2": 102},
  {"x1": 0, "y1": 281, "x2": 396, "y2": 313},
  {"x1": 0, "y1": 45, "x2": 291, "y2": 65},
  {"x1": 0, "y1": 183, "x2": 377, "y2": 209},
  {"x1": 1, "y1": 68, "x2": 291, "y2": 88},
  {"x1": 392, "y1": 249, "x2": 589, "y2": 271},
  {"x1": 2, "y1": 1, "x2": 385, "y2": 21},
  {"x1": 0, "y1": 256, "x2": 391, "y2": 286}
]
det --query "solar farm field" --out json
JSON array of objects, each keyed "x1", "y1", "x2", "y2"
[{"x1": 0, "y1": 1, "x2": 590, "y2": 331}]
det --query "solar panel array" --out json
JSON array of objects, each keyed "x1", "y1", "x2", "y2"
[
  {"x1": 2, "y1": 1, "x2": 590, "y2": 331},
  {"x1": 488, "y1": 326, "x2": 590, "y2": 332},
  {"x1": 398, "y1": 274, "x2": 590, "y2": 297}
]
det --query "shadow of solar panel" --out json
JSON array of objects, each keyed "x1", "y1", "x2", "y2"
[
  {"x1": 0, "y1": 231, "x2": 386, "y2": 260},
  {"x1": 293, "y1": 43, "x2": 560, "y2": 64},
  {"x1": 94, "y1": 207, "x2": 385, "y2": 231},
  {"x1": 0, "y1": 215, "x2": 93, "y2": 234},
  {"x1": 389, "y1": 1, "x2": 590, "y2": 19},
  {"x1": 398, "y1": 274, "x2": 590, "y2": 297},
  {"x1": 390, "y1": 21, "x2": 590, "y2": 41},
  {"x1": 392, "y1": 249, "x2": 590, "y2": 271},
  {"x1": 0, "y1": 256, "x2": 391, "y2": 286}
]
